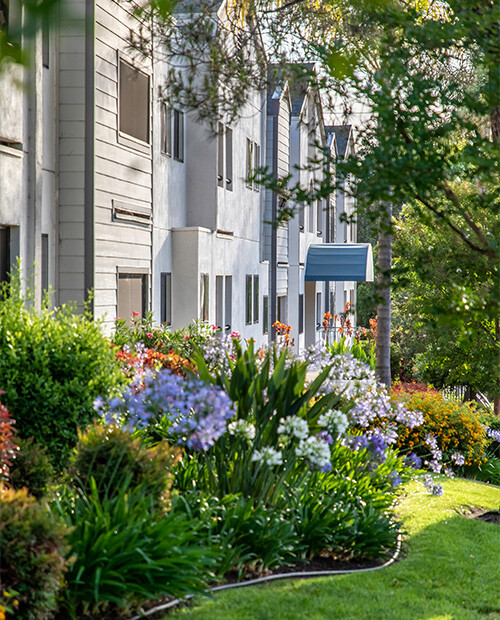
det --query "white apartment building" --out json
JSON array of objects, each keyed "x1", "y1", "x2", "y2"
[{"x1": 0, "y1": 0, "x2": 372, "y2": 347}]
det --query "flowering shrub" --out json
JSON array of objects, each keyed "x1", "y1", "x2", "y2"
[
  {"x1": 0, "y1": 400, "x2": 18, "y2": 483},
  {"x1": 113, "y1": 315, "x2": 216, "y2": 359},
  {"x1": 116, "y1": 344, "x2": 194, "y2": 379},
  {"x1": 96, "y1": 369, "x2": 235, "y2": 451},
  {"x1": 391, "y1": 387, "x2": 489, "y2": 468}
]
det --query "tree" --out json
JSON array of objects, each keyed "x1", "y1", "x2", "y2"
[
  {"x1": 393, "y1": 203, "x2": 500, "y2": 410},
  {"x1": 136, "y1": 0, "x2": 498, "y2": 392}
]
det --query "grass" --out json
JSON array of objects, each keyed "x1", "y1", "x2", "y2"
[{"x1": 167, "y1": 477, "x2": 500, "y2": 620}]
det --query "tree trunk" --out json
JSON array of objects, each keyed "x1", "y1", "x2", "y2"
[{"x1": 376, "y1": 201, "x2": 392, "y2": 386}]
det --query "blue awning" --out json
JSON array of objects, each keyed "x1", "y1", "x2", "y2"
[{"x1": 305, "y1": 243, "x2": 374, "y2": 282}]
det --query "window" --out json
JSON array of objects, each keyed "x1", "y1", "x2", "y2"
[
  {"x1": 309, "y1": 181, "x2": 315, "y2": 233},
  {"x1": 161, "y1": 104, "x2": 172, "y2": 155},
  {"x1": 118, "y1": 273, "x2": 148, "y2": 326},
  {"x1": 200, "y1": 273, "x2": 209, "y2": 321},
  {"x1": 42, "y1": 16, "x2": 49, "y2": 68},
  {"x1": 217, "y1": 125, "x2": 233, "y2": 190},
  {"x1": 161, "y1": 103, "x2": 184, "y2": 161},
  {"x1": 216, "y1": 275, "x2": 224, "y2": 328},
  {"x1": 263, "y1": 295, "x2": 269, "y2": 335},
  {"x1": 246, "y1": 140, "x2": 260, "y2": 190},
  {"x1": 41, "y1": 234, "x2": 48, "y2": 294},
  {"x1": 217, "y1": 123, "x2": 224, "y2": 187},
  {"x1": 0, "y1": 226, "x2": 11, "y2": 284},
  {"x1": 173, "y1": 109, "x2": 184, "y2": 161},
  {"x1": 0, "y1": 226, "x2": 19, "y2": 285},
  {"x1": 119, "y1": 59, "x2": 150, "y2": 144},
  {"x1": 225, "y1": 276, "x2": 232, "y2": 330},
  {"x1": 316, "y1": 292, "x2": 322, "y2": 329},
  {"x1": 299, "y1": 204, "x2": 304, "y2": 231},
  {"x1": 246, "y1": 138, "x2": 253, "y2": 188},
  {"x1": 245, "y1": 274, "x2": 252, "y2": 324},
  {"x1": 160, "y1": 272, "x2": 172, "y2": 325},
  {"x1": 253, "y1": 144, "x2": 260, "y2": 191},
  {"x1": 225, "y1": 127, "x2": 233, "y2": 190},
  {"x1": 317, "y1": 199, "x2": 323, "y2": 236},
  {"x1": 253, "y1": 275, "x2": 259, "y2": 324},
  {"x1": 277, "y1": 295, "x2": 287, "y2": 324},
  {"x1": 299, "y1": 293, "x2": 304, "y2": 334}
]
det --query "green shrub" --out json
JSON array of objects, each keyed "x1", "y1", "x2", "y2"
[
  {"x1": 0, "y1": 486, "x2": 68, "y2": 620},
  {"x1": 0, "y1": 273, "x2": 124, "y2": 470},
  {"x1": 172, "y1": 492, "x2": 300, "y2": 577},
  {"x1": 53, "y1": 479, "x2": 213, "y2": 618},
  {"x1": 68, "y1": 423, "x2": 180, "y2": 507},
  {"x1": 9, "y1": 438, "x2": 54, "y2": 499}
]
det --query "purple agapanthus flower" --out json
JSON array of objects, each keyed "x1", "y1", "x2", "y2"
[{"x1": 96, "y1": 369, "x2": 235, "y2": 451}]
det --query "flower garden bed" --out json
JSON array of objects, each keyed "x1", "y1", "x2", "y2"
[{"x1": 1, "y1": 292, "x2": 499, "y2": 620}]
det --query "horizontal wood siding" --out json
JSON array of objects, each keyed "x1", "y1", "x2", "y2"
[
  {"x1": 93, "y1": 0, "x2": 152, "y2": 329},
  {"x1": 276, "y1": 99, "x2": 289, "y2": 265}
]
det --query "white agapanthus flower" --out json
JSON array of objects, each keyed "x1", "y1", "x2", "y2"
[
  {"x1": 277, "y1": 415, "x2": 309, "y2": 440},
  {"x1": 317, "y1": 409, "x2": 349, "y2": 436},
  {"x1": 227, "y1": 419, "x2": 256, "y2": 441},
  {"x1": 295, "y1": 436, "x2": 331, "y2": 470},
  {"x1": 251, "y1": 446, "x2": 283, "y2": 467}
]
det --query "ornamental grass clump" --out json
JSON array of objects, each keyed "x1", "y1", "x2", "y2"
[{"x1": 53, "y1": 478, "x2": 214, "y2": 619}]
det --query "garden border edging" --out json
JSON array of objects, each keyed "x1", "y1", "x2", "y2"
[{"x1": 131, "y1": 535, "x2": 402, "y2": 619}]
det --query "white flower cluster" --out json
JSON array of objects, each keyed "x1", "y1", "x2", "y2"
[
  {"x1": 277, "y1": 415, "x2": 309, "y2": 440},
  {"x1": 251, "y1": 446, "x2": 283, "y2": 466},
  {"x1": 317, "y1": 409, "x2": 349, "y2": 437},
  {"x1": 227, "y1": 419, "x2": 256, "y2": 441},
  {"x1": 295, "y1": 436, "x2": 331, "y2": 470}
]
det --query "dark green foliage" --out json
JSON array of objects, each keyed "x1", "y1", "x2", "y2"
[
  {"x1": 9, "y1": 437, "x2": 54, "y2": 499},
  {"x1": 172, "y1": 492, "x2": 300, "y2": 576},
  {"x1": 286, "y1": 477, "x2": 355, "y2": 558},
  {"x1": 0, "y1": 273, "x2": 124, "y2": 470},
  {"x1": 0, "y1": 486, "x2": 69, "y2": 620},
  {"x1": 52, "y1": 478, "x2": 214, "y2": 618},
  {"x1": 68, "y1": 423, "x2": 179, "y2": 507}
]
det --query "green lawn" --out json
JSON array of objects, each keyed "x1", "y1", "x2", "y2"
[{"x1": 168, "y1": 478, "x2": 500, "y2": 620}]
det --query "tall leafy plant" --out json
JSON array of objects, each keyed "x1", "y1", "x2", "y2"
[{"x1": 181, "y1": 341, "x2": 342, "y2": 503}]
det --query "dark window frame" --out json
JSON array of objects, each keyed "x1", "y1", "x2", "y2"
[
  {"x1": 253, "y1": 274, "x2": 259, "y2": 324},
  {"x1": 160, "y1": 272, "x2": 172, "y2": 326},
  {"x1": 118, "y1": 58, "x2": 150, "y2": 145},
  {"x1": 245, "y1": 274, "x2": 252, "y2": 325}
]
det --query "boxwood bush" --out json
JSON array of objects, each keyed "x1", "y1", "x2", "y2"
[
  {"x1": 68, "y1": 423, "x2": 180, "y2": 508},
  {"x1": 0, "y1": 274, "x2": 124, "y2": 469}
]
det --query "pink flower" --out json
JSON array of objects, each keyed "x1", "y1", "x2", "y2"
[
  {"x1": 183, "y1": 334, "x2": 190, "y2": 339},
  {"x1": 132, "y1": 311, "x2": 140, "y2": 317},
  {"x1": 231, "y1": 331, "x2": 240, "y2": 338},
  {"x1": 146, "y1": 333, "x2": 152, "y2": 338}
]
